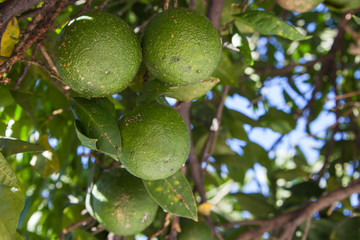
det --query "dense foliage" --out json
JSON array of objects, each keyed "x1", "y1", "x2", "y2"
[{"x1": 0, "y1": 0, "x2": 360, "y2": 239}]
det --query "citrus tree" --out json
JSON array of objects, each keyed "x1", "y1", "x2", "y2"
[{"x1": 1, "y1": 0, "x2": 360, "y2": 239}]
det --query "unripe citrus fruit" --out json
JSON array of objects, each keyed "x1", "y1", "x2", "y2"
[
  {"x1": 119, "y1": 104, "x2": 190, "y2": 180},
  {"x1": 178, "y1": 218, "x2": 212, "y2": 240},
  {"x1": 143, "y1": 8, "x2": 222, "y2": 86},
  {"x1": 54, "y1": 12, "x2": 141, "y2": 97},
  {"x1": 89, "y1": 168, "x2": 158, "y2": 236},
  {"x1": 276, "y1": 0, "x2": 323, "y2": 13}
]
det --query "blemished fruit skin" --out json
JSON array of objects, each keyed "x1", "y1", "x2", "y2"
[
  {"x1": 276, "y1": 0, "x2": 323, "y2": 13},
  {"x1": 54, "y1": 12, "x2": 141, "y2": 97},
  {"x1": 178, "y1": 218, "x2": 212, "y2": 240},
  {"x1": 143, "y1": 8, "x2": 222, "y2": 86},
  {"x1": 89, "y1": 168, "x2": 158, "y2": 236},
  {"x1": 119, "y1": 104, "x2": 190, "y2": 180}
]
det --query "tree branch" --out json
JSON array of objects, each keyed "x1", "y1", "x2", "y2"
[
  {"x1": 149, "y1": 212, "x2": 171, "y2": 239},
  {"x1": 207, "y1": 0, "x2": 225, "y2": 31},
  {"x1": 0, "y1": 0, "x2": 43, "y2": 42},
  {"x1": 200, "y1": 85, "x2": 230, "y2": 172},
  {"x1": 224, "y1": 179, "x2": 360, "y2": 240},
  {"x1": 174, "y1": 101, "x2": 207, "y2": 202},
  {"x1": 59, "y1": 216, "x2": 96, "y2": 240}
]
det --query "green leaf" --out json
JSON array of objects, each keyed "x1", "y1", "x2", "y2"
[
  {"x1": 287, "y1": 181, "x2": 323, "y2": 199},
  {"x1": 259, "y1": 108, "x2": 296, "y2": 134},
  {"x1": 234, "y1": 193, "x2": 276, "y2": 218},
  {"x1": 0, "y1": 138, "x2": 45, "y2": 157},
  {"x1": 70, "y1": 97, "x2": 121, "y2": 159},
  {"x1": 61, "y1": 204, "x2": 89, "y2": 230},
  {"x1": 353, "y1": 15, "x2": 360, "y2": 25},
  {"x1": 305, "y1": 219, "x2": 335, "y2": 240},
  {"x1": 271, "y1": 168, "x2": 309, "y2": 181},
  {"x1": 137, "y1": 80, "x2": 170, "y2": 105},
  {"x1": 30, "y1": 153, "x2": 58, "y2": 178},
  {"x1": 74, "y1": 123, "x2": 98, "y2": 150},
  {"x1": 70, "y1": 228, "x2": 97, "y2": 240},
  {"x1": 0, "y1": 184, "x2": 25, "y2": 240},
  {"x1": 30, "y1": 135, "x2": 60, "y2": 178},
  {"x1": 215, "y1": 154, "x2": 249, "y2": 183},
  {"x1": 212, "y1": 52, "x2": 238, "y2": 87},
  {"x1": 10, "y1": 91, "x2": 37, "y2": 127},
  {"x1": 0, "y1": 152, "x2": 21, "y2": 189},
  {"x1": 330, "y1": 217, "x2": 360, "y2": 240},
  {"x1": 233, "y1": 26, "x2": 253, "y2": 66},
  {"x1": 0, "y1": 88, "x2": 15, "y2": 107},
  {"x1": 223, "y1": 108, "x2": 259, "y2": 127},
  {"x1": 165, "y1": 77, "x2": 219, "y2": 101},
  {"x1": 243, "y1": 141, "x2": 270, "y2": 168},
  {"x1": 143, "y1": 171, "x2": 198, "y2": 221},
  {"x1": 222, "y1": 116, "x2": 248, "y2": 141},
  {"x1": 233, "y1": 11, "x2": 310, "y2": 41}
]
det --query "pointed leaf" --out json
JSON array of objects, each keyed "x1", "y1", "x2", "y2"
[
  {"x1": 166, "y1": 77, "x2": 219, "y2": 101},
  {"x1": 0, "y1": 152, "x2": 21, "y2": 189},
  {"x1": 0, "y1": 184, "x2": 25, "y2": 240},
  {"x1": 10, "y1": 91, "x2": 37, "y2": 127},
  {"x1": 71, "y1": 228, "x2": 97, "y2": 240},
  {"x1": 233, "y1": 11, "x2": 310, "y2": 41},
  {"x1": 74, "y1": 123, "x2": 98, "y2": 150},
  {"x1": 233, "y1": 26, "x2": 253, "y2": 66},
  {"x1": 353, "y1": 15, "x2": 360, "y2": 25},
  {"x1": 143, "y1": 171, "x2": 198, "y2": 221},
  {"x1": 30, "y1": 153, "x2": 59, "y2": 178},
  {"x1": 259, "y1": 108, "x2": 296, "y2": 134},
  {"x1": 70, "y1": 97, "x2": 121, "y2": 159},
  {"x1": 330, "y1": 217, "x2": 360, "y2": 240},
  {"x1": 212, "y1": 52, "x2": 238, "y2": 87},
  {"x1": 234, "y1": 193, "x2": 276, "y2": 218},
  {"x1": 137, "y1": 80, "x2": 170, "y2": 105},
  {"x1": 31, "y1": 135, "x2": 60, "y2": 177},
  {"x1": 0, "y1": 138, "x2": 45, "y2": 158}
]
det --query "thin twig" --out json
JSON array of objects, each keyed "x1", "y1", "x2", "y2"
[
  {"x1": 301, "y1": 215, "x2": 311, "y2": 240},
  {"x1": 205, "y1": 215, "x2": 225, "y2": 240},
  {"x1": 97, "y1": 0, "x2": 111, "y2": 11},
  {"x1": 315, "y1": 126, "x2": 338, "y2": 184},
  {"x1": 174, "y1": 101, "x2": 207, "y2": 202},
  {"x1": 13, "y1": 43, "x2": 40, "y2": 89},
  {"x1": 200, "y1": 85, "x2": 230, "y2": 173},
  {"x1": 168, "y1": 215, "x2": 180, "y2": 240},
  {"x1": 39, "y1": 44, "x2": 58, "y2": 75},
  {"x1": 59, "y1": 216, "x2": 96, "y2": 239},
  {"x1": 149, "y1": 212, "x2": 172, "y2": 239},
  {"x1": 332, "y1": 89, "x2": 360, "y2": 100},
  {"x1": 0, "y1": 0, "x2": 71, "y2": 76},
  {"x1": 77, "y1": 0, "x2": 93, "y2": 16}
]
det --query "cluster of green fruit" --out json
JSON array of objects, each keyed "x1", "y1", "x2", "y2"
[
  {"x1": 54, "y1": 7, "x2": 220, "y2": 237},
  {"x1": 54, "y1": 8, "x2": 222, "y2": 99}
]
